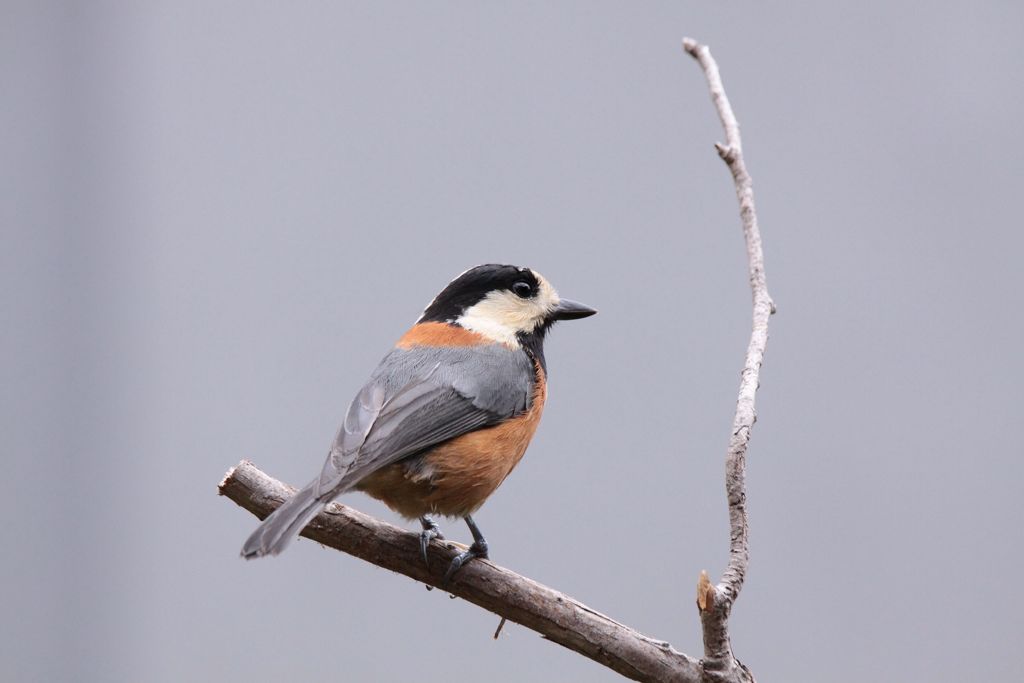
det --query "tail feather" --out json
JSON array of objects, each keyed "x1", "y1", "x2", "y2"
[{"x1": 241, "y1": 481, "x2": 327, "y2": 559}]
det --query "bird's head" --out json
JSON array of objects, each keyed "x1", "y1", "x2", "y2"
[{"x1": 418, "y1": 264, "x2": 596, "y2": 347}]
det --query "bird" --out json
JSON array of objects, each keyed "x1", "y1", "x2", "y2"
[{"x1": 241, "y1": 264, "x2": 596, "y2": 583}]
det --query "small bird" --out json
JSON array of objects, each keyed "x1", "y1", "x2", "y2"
[{"x1": 241, "y1": 264, "x2": 595, "y2": 582}]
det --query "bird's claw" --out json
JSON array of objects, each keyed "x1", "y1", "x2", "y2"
[
  {"x1": 441, "y1": 538, "x2": 488, "y2": 588},
  {"x1": 418, "y1": 517, "x2": 444, "y2": 568}
]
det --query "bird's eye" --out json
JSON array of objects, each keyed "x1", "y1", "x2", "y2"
[{"x1": 511, "y1": 281, "x2": 533, "y2": 298}]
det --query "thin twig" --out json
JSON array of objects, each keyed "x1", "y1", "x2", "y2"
[
  {"x1": 220, "y1": 460, "x2": 702, "y2": 683},
  {"x1": 683, "y1": 37, "x2": 772, "y2": 682},
  {"x1": 493, "y1": 617, "x2": 508, "y2": 640}
]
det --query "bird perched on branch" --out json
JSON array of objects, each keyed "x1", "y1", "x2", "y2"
[{"x1": 241, "y1": 264, "x2": 596, "y2": 583}]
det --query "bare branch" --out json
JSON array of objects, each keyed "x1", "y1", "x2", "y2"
[
  {"x1": 220, "y1": 460, "x2": 703, "y2": 683},
  {"x1": 682, "y1": 37, "x2": 773, "y2": 683}
]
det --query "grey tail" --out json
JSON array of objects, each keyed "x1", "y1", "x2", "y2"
[{"x1": 240, "y1": 480, "x2": 327, "y2": 559}]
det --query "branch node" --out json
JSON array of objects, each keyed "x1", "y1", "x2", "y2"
[
  {"x1": 714, "y1": 142, "x2": 737, "y2": 162},
  {"x1": 697, "y1": 570, "x2": 715, "y2": 612}
]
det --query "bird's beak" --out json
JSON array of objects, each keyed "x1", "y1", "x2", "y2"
[{"x1": 550, "y1": 298, "x2": 597, "y2": 321}]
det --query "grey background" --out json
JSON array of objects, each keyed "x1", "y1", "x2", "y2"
[{"x1": 4, "y1": 2, "x2": 1023, "y2": 681}]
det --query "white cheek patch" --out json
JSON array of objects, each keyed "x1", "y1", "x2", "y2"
[{"x1": 457, "y1": 277, "x2": 560, "y2": 346}]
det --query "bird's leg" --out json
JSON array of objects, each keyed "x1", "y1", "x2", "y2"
[
  {"x1": 419, "y1": 516, "x2": 444, "y2": 568},
  {"x1": 442, "y1": 515, "x2": 489, "y2": 586}
]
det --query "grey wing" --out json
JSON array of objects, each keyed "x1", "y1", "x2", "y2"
[
  {"x1": 315, "y1": 344, "x2": 534, "y2": 497},
  {"x1": 240, "y1": 343, "x2": 533, "y2": 559}
]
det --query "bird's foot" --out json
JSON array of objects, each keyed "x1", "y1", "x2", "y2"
[{"x1": 442, "y1": 537, "x2": 488, "y2": 587}]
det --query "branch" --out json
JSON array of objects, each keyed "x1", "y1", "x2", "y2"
[
  {"x1": 682, "y1": 37, "x2": 773, "y2": 682},
  {"x1": 219, "y1": 460, "x2": 702, "y2": 683}
]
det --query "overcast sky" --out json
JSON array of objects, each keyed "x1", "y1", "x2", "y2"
[{"x1": 4, "y1": 2, "x2": 1024, "y2": 681}]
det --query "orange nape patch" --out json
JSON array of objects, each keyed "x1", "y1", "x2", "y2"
[
  {"x1": 356, "y1": 364, "x2": 548, "y2": 519},
  {"x1": 395, "y1": 321, "x2": 491, "y2": 349}
]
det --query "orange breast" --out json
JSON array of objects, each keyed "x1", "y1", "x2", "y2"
[{"x1": 357, "y1": 363, "x2": 547, "y2": 519}]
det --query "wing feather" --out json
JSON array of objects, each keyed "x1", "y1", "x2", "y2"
[{"x1": 315, "y1": 345, "x2": 533, "y2": 497}]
